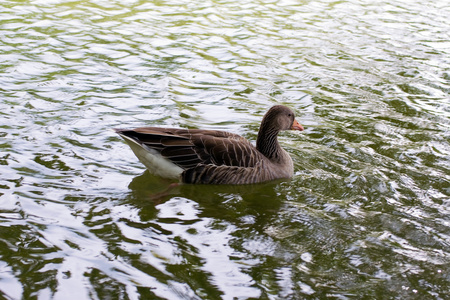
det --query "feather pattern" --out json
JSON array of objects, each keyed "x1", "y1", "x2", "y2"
[{"x1": 115, "y1": 105, "x2": 304, "y2": 184}]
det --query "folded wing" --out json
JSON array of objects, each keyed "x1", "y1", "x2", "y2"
[{"x1": 115, "y1": 127, "x2": 264, "y2": 170}]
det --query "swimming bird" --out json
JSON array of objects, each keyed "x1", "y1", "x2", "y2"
[{"x1": 115, "y1": 105, "x2": 303, "y2": 184}]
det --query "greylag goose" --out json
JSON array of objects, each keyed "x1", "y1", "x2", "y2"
[{"x1": 115, "y1": 105, "x2": 303, "y2": 184}]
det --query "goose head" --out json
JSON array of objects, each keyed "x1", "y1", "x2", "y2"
[
  {"x1": 256, "y1": 105, "x2": 303, "y2": 159},
  {"x1": 261, "y1": 105, "x2": 304, "y2": 133}
]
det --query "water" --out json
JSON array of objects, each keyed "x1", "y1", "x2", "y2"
[{"x1": 1, "y1": 0, "x2": 449, "y2": 299}]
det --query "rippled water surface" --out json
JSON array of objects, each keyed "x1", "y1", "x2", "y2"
[{"x1": 1, "y1": 0, "x2": 449, "y2": 299}]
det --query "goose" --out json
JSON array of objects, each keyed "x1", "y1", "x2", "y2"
[{"x1": 115, "y1": 105, "x2": 303, "y2": 184}]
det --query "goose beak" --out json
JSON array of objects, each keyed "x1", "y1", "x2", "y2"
[{"x1": 291, "y1": 119, "x2": 304, "y2": 131}]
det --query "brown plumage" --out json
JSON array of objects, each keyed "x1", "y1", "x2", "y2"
[{"x1": 115, "y1": 105, "x2": 304, "y2": 184}]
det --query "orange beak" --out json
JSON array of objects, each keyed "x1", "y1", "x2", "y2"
[{"x1": 291, "y1": 119, "x2": 304, "y2": 131}]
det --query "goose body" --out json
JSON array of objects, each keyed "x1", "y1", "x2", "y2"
[{"x1": 115, "y1": 105, "x2": 303, "y2": 184}]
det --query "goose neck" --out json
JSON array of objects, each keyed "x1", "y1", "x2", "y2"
[{"x1": 256, "y1": 126, "x2": 281, "y2": 159}]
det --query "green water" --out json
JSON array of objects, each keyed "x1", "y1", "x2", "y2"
[{"x1": 1, "y1": 0, "x2": 449, "y2": 299}]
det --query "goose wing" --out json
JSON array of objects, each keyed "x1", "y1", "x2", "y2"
[{"x1": 115, "y1": 127, "x2": 264, "y2": 170}]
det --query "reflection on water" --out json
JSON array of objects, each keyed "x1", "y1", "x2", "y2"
[{"x1": 1, "y1": 0, "x2": 449, "y2": 299}]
